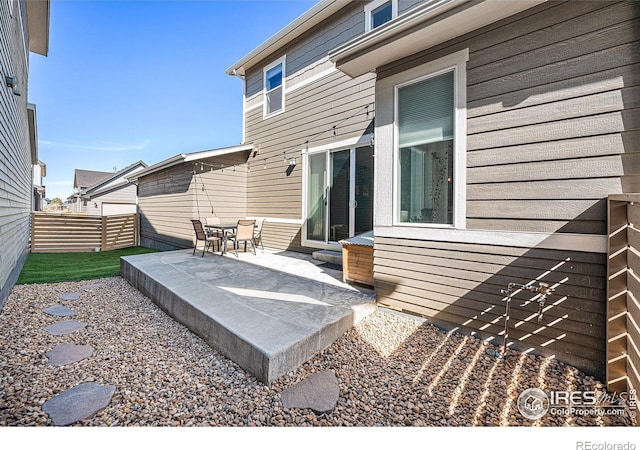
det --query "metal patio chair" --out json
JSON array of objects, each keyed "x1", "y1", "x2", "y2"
[
  {"x1": 190, "y1": 219, "x2": 222, "y2": 257},
  {"x1": 227, "y1": 219, "x2": 257, "y2": 256},
  {"x1": 253, "y1": 218, "x2": 265, "y2": 251}
]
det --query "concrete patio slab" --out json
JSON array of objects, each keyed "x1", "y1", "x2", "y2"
[{"x1": 121, "y1": 249, "x2": 376, "y2": 385}]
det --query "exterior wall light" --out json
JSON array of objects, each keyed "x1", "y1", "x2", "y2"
[{"x1": 4, "y1": 75, "x2": 20, "y2": 96}]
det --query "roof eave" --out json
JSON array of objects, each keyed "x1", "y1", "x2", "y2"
[
  {"x1": 85, "y1": 161, "x2": 148, "y2": 194},
  {"x1": 129, "y1": 144, "x2": 254, "y2": 181},
  {"x1": 329, "y1": 0, "x2": 547, "y2": 78},
  {"x1": 26, "y1": 0, "x2": 50, "y2": 56},
  {"x1": 27, "y1": 104, "x2": 38, "y2": 164},
  {"x1": 127, "y1": 154, "x2": 187, "y2": 181},
  {"x1": 225, "y1": 0, "x2": 351, "y2": 77}
]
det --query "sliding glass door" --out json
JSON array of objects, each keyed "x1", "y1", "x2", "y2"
[
  {"x1": 306, "y1": 145, "x2": 374, "y2": 245},
  {"x1": 307, "y1": 153, "x2": 327, "y2": 242},
  {"x1": 330, "y1": 149, "x2": 351, "y2": 242}
]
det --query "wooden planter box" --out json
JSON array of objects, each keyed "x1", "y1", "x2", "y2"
[{"x1": 342, "y1": 243, "x2": 374, "y2": 287}]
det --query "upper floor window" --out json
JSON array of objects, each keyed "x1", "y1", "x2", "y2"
[
  {"x1": 365, "y1": 0, "x2": 398, "y2": 32},
  {"x1": 263, "y1": 56, "x2": 285, "y2": 118}
]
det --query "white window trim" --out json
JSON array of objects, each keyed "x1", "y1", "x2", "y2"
[
  {"x1": 263, "y1": 55, "x2": 286, "y2": 119},
  {"x1": 374, "y1": 48, "x2": 468, "y2": 239},
  {"x1": 241, "y1": 77, "x2": 246, "y2": 143},
  {"x1": 365, "y1": 0, "x2": 398, "y2": 32},
  {"x1": 301, "y1": 135, "x2": 374, "y2": 249}
]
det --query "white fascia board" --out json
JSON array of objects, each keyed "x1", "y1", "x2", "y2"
[
  {"x1": 225, "y1": 0, "x2": 350, "y2": 76},
  {"x1": 27, "y1": 103, "x2": 38, "y2": 164},
  {"x1": 131, "y1": 144, "x2": 253, "y2": 181},
  {"x1": 26, "y1": 0, "x2": 50, "y2": 56},
  {"x1": 87, "y1": 181, "x2": 131, "y2": 199},
  {"x1": 86, "y1": 163, "x2": 147, "y2": 194},
  {"x1": 329, "y1": 0, "x2": 546, "y2": 78},
  {"x1": 183, "y1": 144, "x2": 254, "y2": 162},
  {"x1": 127, "y1": 154, "x2": 187, "y2": 181}
]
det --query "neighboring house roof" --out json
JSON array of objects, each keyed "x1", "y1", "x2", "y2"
[
  {"x1": 225, "y1": 0, "x2": 351, "y2": 76},
  {"x1": 85, "y1": 160, "x2": 148, "y2": 196},
  {"x1": 129, "y1": 144, "x2": 253, "y2": 181},
  {"x1": 73, "y1": 169, "x2": 113, "y2": 191}
]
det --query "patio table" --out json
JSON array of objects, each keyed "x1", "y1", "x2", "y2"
[{"x1": 204, "y1": 223, "x2": 237, "y2": 255}]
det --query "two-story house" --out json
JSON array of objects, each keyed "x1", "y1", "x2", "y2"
[
  {"x1": 135, "y1": 0, "x2": 640, "y2": 381},
  {"x1": 0, "y1": 0, "x2": 50, "y2": 308}
]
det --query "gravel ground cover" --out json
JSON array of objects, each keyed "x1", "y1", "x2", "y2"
[{"x1": 0, "y1": 277, "x2": 634, "y2": 426}]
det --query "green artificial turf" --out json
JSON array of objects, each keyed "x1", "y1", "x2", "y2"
[{"x1": 17, "y1": 246, "x2": 159, "y2": 284}]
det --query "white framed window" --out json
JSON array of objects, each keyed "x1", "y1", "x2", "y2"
[
  {"x1": 263, "y1": 56, "x2": 285, "y2": 118},
  {"x1": 374, "y1": 49, "x2": 468, "y2": 234},
  {"x1": 391, "y1": 50, "x2": 467, "y2": 229},
  {"x1": 365, "y1": 0, "x2": 398, "y2": 32},
  {"x1": 395, "y1": 70, "x2": 455, "y2": 226}
]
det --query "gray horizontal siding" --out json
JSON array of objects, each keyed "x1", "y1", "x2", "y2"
[
  {"x1": 244, "y1": 66, "x2": 375, "y2": 236},
  {"x1": 242, "y1": 2, "x2": 375, "y2": 252},
  {"x1": 369, "y1": 0, "x2": 639, "y2": 377},
  {"x1": 245, "y1": 1, "x2": 435, "y2": 253},
  {"x1": 260, "y1": 221, "x2": 307, "y2": 253},
  {"x1": 87, "y1": 184, "x2": 137, "y2": 217},
  {"x1": 0, "y1": 0, "x2": 31, "y2": 309},
  {"x1": 398, "y1": 0, "x2": 424, "y2": 15},
  {"x1": 377, "y1": 0, "x2": 640, "y2": 235},
  {"x1": 138, "y1": 153, "x2": 248, "y2": 250},
  {"x1": 245, "y1": 2, "x2": 364, "y2": 97},
  {"x1": 375, "y1": 236, "x2": 607, "y2": 378}
]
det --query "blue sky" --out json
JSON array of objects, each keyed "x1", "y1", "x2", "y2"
[{"x1": 29, "y1": 0, "x2": 318, "y2": 200}]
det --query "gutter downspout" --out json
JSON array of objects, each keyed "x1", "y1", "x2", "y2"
[{"x1": 231, "y1": 68, "x2": 247, "y2": 144}]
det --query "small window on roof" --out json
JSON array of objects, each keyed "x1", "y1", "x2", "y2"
[
  {"x1": 365, "y1": 0, "x2": 397, "y2": 32},
  {"x1": 264, "y1": 56, "x2": 285, "y2": 118}
]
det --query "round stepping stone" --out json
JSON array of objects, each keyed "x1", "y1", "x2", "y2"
[
  {"x1": 43, "y1": 382, "x2": 115, "y2": 426},
  {"x1": 281, "y1": 370, "x2": 339, "y2": 413},
  {"x1": 46, "y1": 344, "x2": 93, "y2": 366},
  {"x1": 43, "y1": 321, "x2": 88, "y2": 336},
  {"x1": 43, "y1": 305, "x2": 76, "y2": 317},
  {"x1": 82, "y1": 283, "x2": 105, "y2": 290},
  {"x1": 58, "y1": 293, "x2": 80, "y2": 301}
]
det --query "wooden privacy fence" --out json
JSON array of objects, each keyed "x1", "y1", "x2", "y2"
[
  {"x1": 30, "y1": 212, "x2": 139, "y2": 253},
  {"x1": 607, "y1": 194, "x2": 640, "y2": 395}
]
